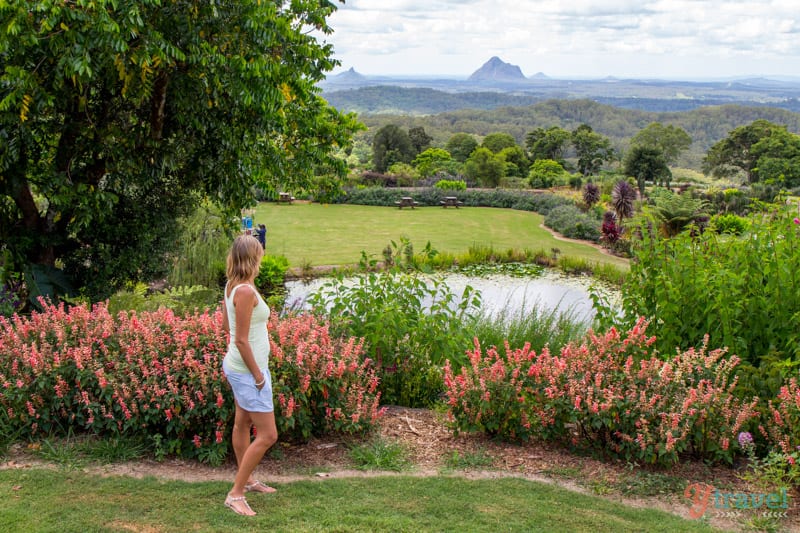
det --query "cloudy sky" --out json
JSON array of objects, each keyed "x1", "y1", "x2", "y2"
[{"x1": 321, "y1": 0, "x2": 800, "y2": 79}]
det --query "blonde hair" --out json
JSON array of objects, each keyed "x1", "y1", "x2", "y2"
[{"x1": 226, "y1": 235, "x2": 264, "y2": 283}]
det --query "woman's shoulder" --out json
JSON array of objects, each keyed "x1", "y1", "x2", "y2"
[{"x1": 227, "y1": 282, "x2": 258, "y2": 300}]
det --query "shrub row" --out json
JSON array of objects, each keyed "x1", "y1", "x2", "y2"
[
  {"x1": 444, "y1": 318, "x2": 769, "y2": 466},
  {"x1": 335, "y1": 187, "x2": 601, "y2": 242},
  {"x1": 544, "y1": 205, "x2": 602, "y2": 242},
  {"x1": 333, "y1": 187, "x2": 575, "y2": 215},
  {"x1": 0, "y1": 301, "x2": 383, "y2": 464}
]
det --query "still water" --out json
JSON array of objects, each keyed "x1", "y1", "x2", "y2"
[{"x1": 284, "y1": 270, "x2": 618, "y2": 323}]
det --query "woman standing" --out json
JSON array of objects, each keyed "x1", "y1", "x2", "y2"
[{"x1": 221, "y1": 235, "x2": 278, "y2": 516}]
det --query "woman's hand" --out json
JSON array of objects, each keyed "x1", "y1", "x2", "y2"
[{"x1": 254, "y1": 374, "x2": 266, "y2": 390}]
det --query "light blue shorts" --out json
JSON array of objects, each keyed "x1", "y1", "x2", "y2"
[{"x1": 223, "y1": 360, "x2": 274, "y2": 413}]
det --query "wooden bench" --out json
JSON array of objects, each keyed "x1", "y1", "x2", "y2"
[
  {"x1": 394, "y1": 196, "x2": 419, "y2": 209},
  {"x1": 278, "y1": 192, "x2": 295, "y2": 203},
  {"x1": 440, "y1": 196, "x2": 463, "y2": 208}
]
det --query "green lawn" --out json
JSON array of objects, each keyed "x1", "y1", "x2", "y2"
[
  {"x1": 0, "y1": 468, "x2": 724, "y2": 533},
  {"x1": 254, "y1": 203, "x2": 628, "y2": 269}
]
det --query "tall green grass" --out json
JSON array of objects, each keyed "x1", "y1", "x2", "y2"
[{"x1": 469, "y1": 300, "x2": 589, "y2": 356}]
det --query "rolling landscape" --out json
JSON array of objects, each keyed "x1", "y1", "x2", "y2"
[
  {"x1": 321, "y1": 56, "x2": 800, "y2": 114},
  {"x1": 320, "y1": 57, "x2": 800, "y2": 170}
]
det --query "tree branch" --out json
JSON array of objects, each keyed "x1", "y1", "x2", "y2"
[{"x1": 150, "y1": 72, "x2": 169, "y2": 140}]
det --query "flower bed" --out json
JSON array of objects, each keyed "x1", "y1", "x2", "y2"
[
  {"x1": 0, "y1": 301, "x2": 383, "y2": 464},
  {"x1": 444, "y1": 318, "x2": 765, "y2": 466}
]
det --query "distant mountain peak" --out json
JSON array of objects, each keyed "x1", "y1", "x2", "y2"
[
  {"x1": 328, "y1": 67, "x2": 366, "y2": 82},
  {"x1": 530, "y1": 72, "x2": 550, "y2": 80},
  {"x1": 468, "y1": 57, "x2": 526, "y2": 82}
]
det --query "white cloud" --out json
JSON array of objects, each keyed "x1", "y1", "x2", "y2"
[{"x1": 323, "y1": 0, "x2": 800, "y2": 78}]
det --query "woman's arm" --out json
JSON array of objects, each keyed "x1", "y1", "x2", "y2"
[
  {"x1": 232, "y1": 285, "x2": 265, "y2": 387},
  {"x1": 222, "y1": 298, "x2": 230, "y2": 333}
]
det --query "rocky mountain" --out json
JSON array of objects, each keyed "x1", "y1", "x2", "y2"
[
  {"x1": 327, "y1": 67, "x2": 367, "y2": 83},
  {"x1": 467, "y1": 57, "x2": 526, "y2": 82}
]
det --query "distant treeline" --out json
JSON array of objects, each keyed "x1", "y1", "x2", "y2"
[
  {"x1": 325, "y1": 85, "x2": 800, "y2": 115},
  {"x1": 324, "y1": 86, "x2": 545, "y2": 114},
  {"x1": 339, "y1": 96, "x2": 800, "y2": 170}
]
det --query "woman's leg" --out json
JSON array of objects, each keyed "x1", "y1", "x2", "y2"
[
  {"x1": 226, "y1": 402, "x2": 258, "y2": 516},
  {"x1": 231, "y1": 401, "x2": 253, "y2": 471},
  {"x1": 230, "y1": 411, "x2": 278, "y2": 498}
]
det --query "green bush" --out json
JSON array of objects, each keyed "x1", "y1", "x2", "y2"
[
  {"x1": 434, "y1": 179, "x2": 466, "y2": 191},
  {"x1": 107, "y1": 284, "x2": 220, "y2": 316},
  {"x1": 255, "y1": 254, "x2": 290, "y2": 296},
  {"x1": 710, "y1": 213, "x2": 750, "y2": 235},
  {"x1": 544, "y1": 205, "x2": 602, "y2": 242},
  {"x1": 469, "y1": 300, "x2": 587, "y2": 357},
  {"x1": 307, "y1": 271, "x2": 481, "y2": 407},
  {"x1": 598, "y1": 207, "x2": 800, "y2": 388}
]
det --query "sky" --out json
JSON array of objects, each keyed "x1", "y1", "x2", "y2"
[{"x1": 321, "y1": 0, "x2": 800, "y2": 80}]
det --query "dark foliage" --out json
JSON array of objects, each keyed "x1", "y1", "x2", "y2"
[
  {"x1": 583, "y1": 183, "x2": 601, "y2": 207},
  {"x1": 612, "y1": 181, "x2": 637, "y2": 221},
  {"x1": 600, "y1": 211, "x2": 622, "y2": 244}
]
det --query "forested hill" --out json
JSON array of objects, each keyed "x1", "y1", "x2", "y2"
[
  {"x1": 324, "y1": 86, "x2": 544, "y2": 114},
  {"x1": 324, "y1": 85, "x2": 800, "y2": 116},
  {"x1": 354, "y1": 99, "x2": 800, "y2": 169}
]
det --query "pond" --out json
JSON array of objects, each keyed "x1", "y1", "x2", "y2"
[{"x1": 284, "y1": 268, "x2": 619, "y2": 324}]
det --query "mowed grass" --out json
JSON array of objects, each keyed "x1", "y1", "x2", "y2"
[
  {"x1": 0, "y1": 468, "x2": 723, "y2": 533},
  {"x1": 255, "y1": 203, "x2": 629, "y2": 269}
]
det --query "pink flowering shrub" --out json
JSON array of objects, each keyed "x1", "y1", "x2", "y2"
[
  {"x1": 269, "y1": 313, "x2": 385, "y2": 441},
  {"x1": 0, "y1": 300, "x2": 231, "y2": 462},
  {"x1": 761, "y1": 378, "x2": 800, "y2": 455},
  {"x1": 0, "y1": 300, "x2": 383, "y2": 463},
  {"x1": 444, "y1": 318, "x2": 760, "y2": 465},
  {"x1": 444, "y1": 339, "x2": 539, "y2": 442}
]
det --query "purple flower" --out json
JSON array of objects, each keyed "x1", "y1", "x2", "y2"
[
  {"x1": 738, "y1": 431, "x2": 754, "y2": 449},
  {"x1": 794, "y1": 217, "x2": 800, "y2": 225}
]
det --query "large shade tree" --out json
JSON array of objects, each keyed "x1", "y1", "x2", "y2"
[
  {"x1": 371, "y1": 124, "x2": 414, "y2": 173},
  {"x1": 408, "y1": 126, "x2": 433, "y2": 155},
  {"x1": 571, "y1": 124, "x2": 615, "y2": 176},
  {"x1": 480, "y1": 132, "x2": 517, "y2": 154},
  {"x1": 749, "y1": 127, "x2": 800, "y2": 188},
  {"x1": 702, "y1": 119, "x2": 781, "y2": 183},
  {"x1": 0, "y1": 0, "x2": 359, "y2": 300},
  {"x1": 624, "y1": 146, "x2": 671, "y2": 196},
  {"x1": 464, "y1": 147, "x2": 504, "y2": 187},
  {"x1": 629, "y1": 122, "x2": 691, "y2": 166},
  {"x1": 445, "y1": 133, "x2": 478, "y2": 163},
  {"x1": 525, "y1": 126, "x2": 571, "y2": 165}
]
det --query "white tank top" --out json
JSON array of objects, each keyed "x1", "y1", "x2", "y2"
[{"x1": 223, "y1": 283, "x2": 270, "y2": 374}]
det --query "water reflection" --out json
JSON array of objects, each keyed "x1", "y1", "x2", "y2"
[{"x1": 284, "y1": 269, "x2": 619, "y2": 323}]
